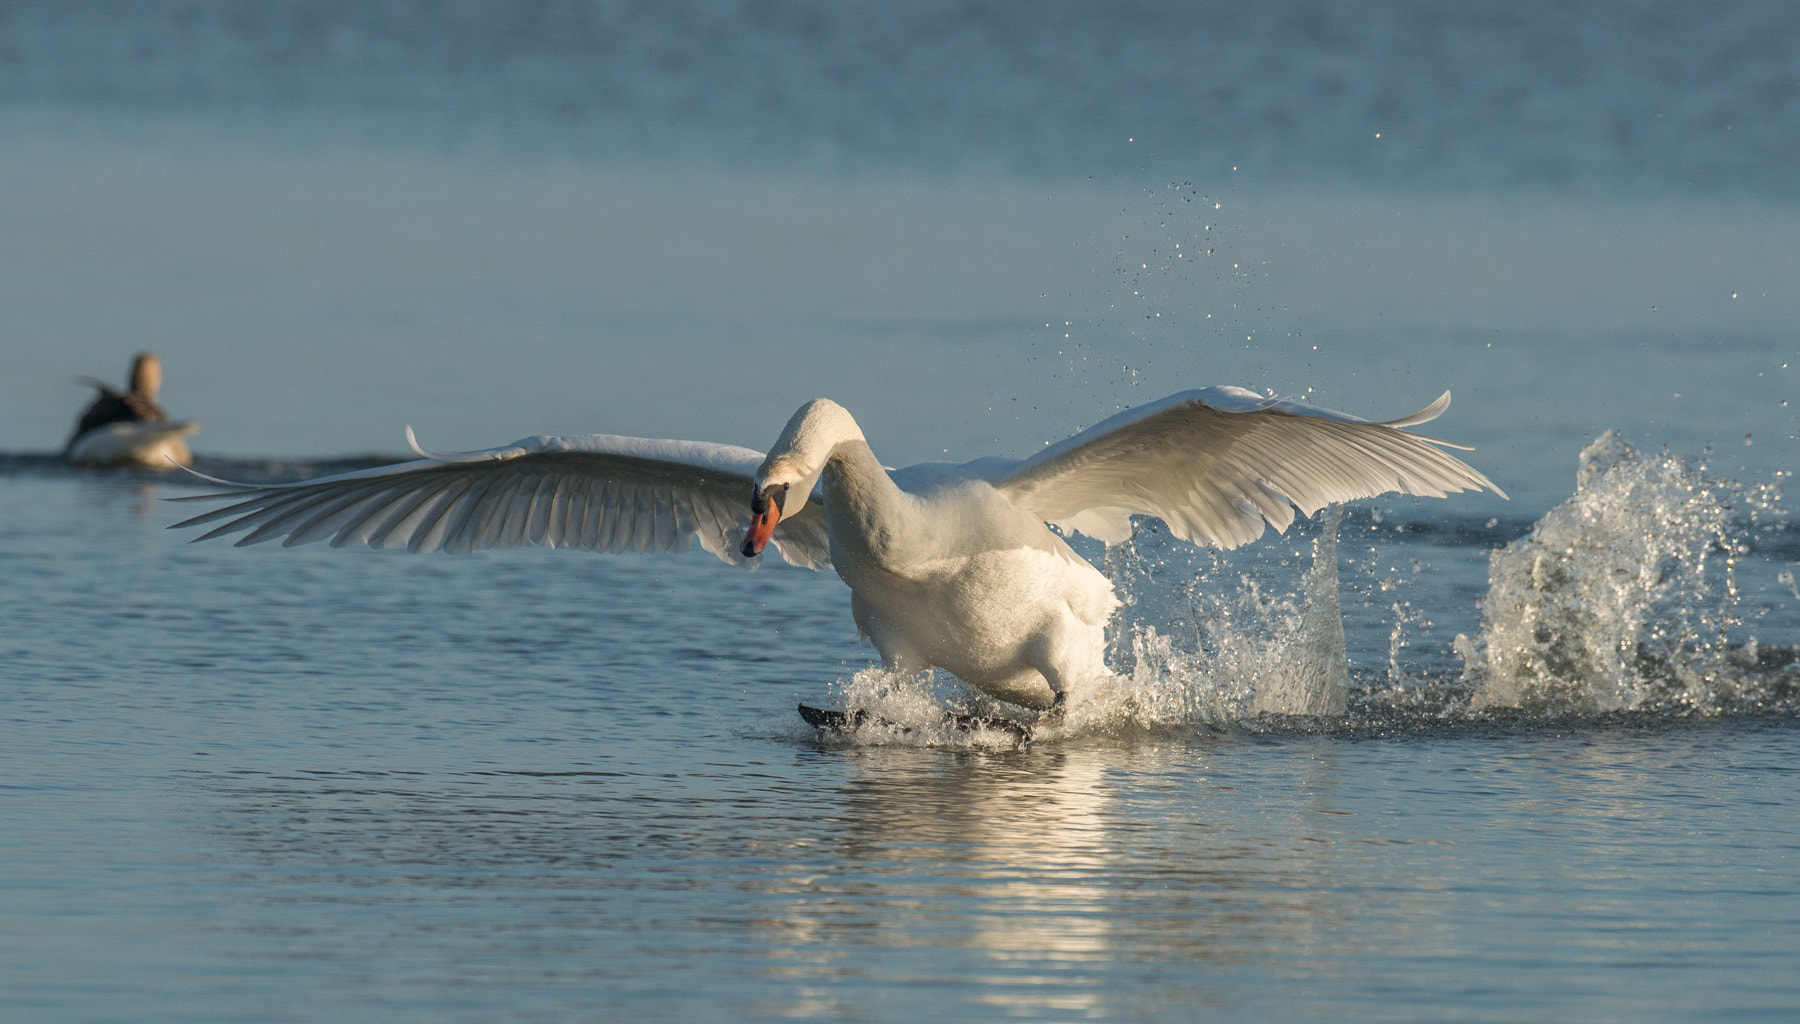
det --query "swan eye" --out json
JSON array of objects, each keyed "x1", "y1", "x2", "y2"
[{"x1": 750, "y1": 484, "x2": 788, "y2": 516}]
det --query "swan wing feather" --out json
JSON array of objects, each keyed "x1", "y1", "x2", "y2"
[
  {"x1": 169, "y1": 432, "x2": 832, "y2": 570},
  {"x1": 988, "y1": 387, "x2": 1503, "y2": 548}
]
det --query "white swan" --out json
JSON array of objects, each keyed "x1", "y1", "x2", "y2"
[{"x1": 171, "y1": 387, "x2": 1502, "y2": 714}]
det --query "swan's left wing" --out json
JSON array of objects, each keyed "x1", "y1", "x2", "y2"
[
  {"x1": 986, "y1": 387, "x2": 1504, "y2": 549},
  {"x1": 168, "y1": 431, "x2": 832, "y2": 570}
]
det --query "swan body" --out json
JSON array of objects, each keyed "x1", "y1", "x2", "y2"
[
  {"x1": 816, "y1": 431, "x2": 1117, "y2": 709},
  {"x1": 172, "y1": 387, "x2": 1503, "y2": 712}
]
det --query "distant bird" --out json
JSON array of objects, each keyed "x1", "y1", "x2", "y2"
[
  {"x1": 66, "y1": 352, "x2": 200, "y2": 468},
  {"x1": 172, "y1": 387, "x2": 1502, "y2": 719}
]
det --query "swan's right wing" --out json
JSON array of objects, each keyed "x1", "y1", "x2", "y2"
[
  {"x1": 168, "y1": 431, "x2": 832, "y2": 570},
  {"x1": 986, "y1": 387, "x2": 1502, "y2": 550}
]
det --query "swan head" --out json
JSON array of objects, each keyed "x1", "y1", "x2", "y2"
[{"x1": 741, "y1": 399, "x2": 864, "y2": 557}]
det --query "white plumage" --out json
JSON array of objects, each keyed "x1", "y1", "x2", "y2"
[{"x1": 173, "y1": 386, "x2": 1502, "y2": 713}]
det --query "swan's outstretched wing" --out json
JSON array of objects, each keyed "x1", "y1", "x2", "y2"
[
  {"x1": 989, "y1": 386, "x2": 1504, "y2": 549},
  {"x1": 168, "y1": 431, "x2": 832, "y2": 570}
]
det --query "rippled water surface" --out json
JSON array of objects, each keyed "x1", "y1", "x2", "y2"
[{"x1": 3, "y1": 460, "x2": 1798, "y2": 1023}]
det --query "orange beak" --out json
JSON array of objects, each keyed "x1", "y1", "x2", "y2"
[{"x1": 742, "y1": 490, "x2": 781, "y2": 558}]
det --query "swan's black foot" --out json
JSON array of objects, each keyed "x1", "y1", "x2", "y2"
[
  {"x1": 1035, "y1": 690, "x2": 1069, "y2": 728},
  {"x1": 952, "y1": 711, "x2": 1034, "y2": 744},
  {"x1": 797, "y1": 704, "x2": 1032, "y2": 745},
  {"x1": 797, "y1": 704, "x2": 869, "y2": 731}
]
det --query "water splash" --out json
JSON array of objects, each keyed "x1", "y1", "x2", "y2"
[
  {"x1": 1250, "y1": 504, "x2": 1350, "y2": 716},
  {"x1": 825, "y1": 667, "x2": 1040, "y2": 748},
  {"x1": 1046, "y1": 506, "x2": 1354, "y2": 735},
  {"x1": 815, "y1": 509, "x2": 1353, "y2": 745},
  {"x1": 1459, "y1": 431, "x2": 1789, "y2": 714}
]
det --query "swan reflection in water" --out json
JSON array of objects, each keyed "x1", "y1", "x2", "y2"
[
  {"x1": 757, "y1": 740, "x2": 1390, "y2": 1015},
  {"x1": 197, "y1": 734, "x2": 1480, "y2": 1018}
]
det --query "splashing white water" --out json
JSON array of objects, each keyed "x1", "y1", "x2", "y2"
[
  {"x1": 1459, "y1": 431, "x2": 1785, "y2": 713},
  {"x1": 819, "y1": 507, "x2": 1355, "y2": 745},
  {"x1": 820, "y1": 666, "x2": 1039, "y2": 747},
  {"x1": 1250, "y1": 504, "x2": 1350, "y2": 716}
]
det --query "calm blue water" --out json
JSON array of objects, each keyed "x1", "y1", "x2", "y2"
[{"x1": 4, "y1": 2, "x2": 1799, "y2": 1020}]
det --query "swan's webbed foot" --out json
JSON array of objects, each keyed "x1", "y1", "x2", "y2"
[
  {"x1": 797, "y1": 704, "x2": 868, "y2": 732},
  {"x1": 798, "y1": 703, "x2": 1031, "y2": 746}
]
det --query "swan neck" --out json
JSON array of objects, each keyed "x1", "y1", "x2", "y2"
[
  {"x1": 821, "y1": 438, "x2": 914, "y2": 563},
  {"x1": 823, "y1": 439, "x2": 893, "y2": 500}
]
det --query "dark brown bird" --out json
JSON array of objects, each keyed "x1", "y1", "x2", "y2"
[{"x1": 66, "y1": 353, "x2": 199, "y2": 468}]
